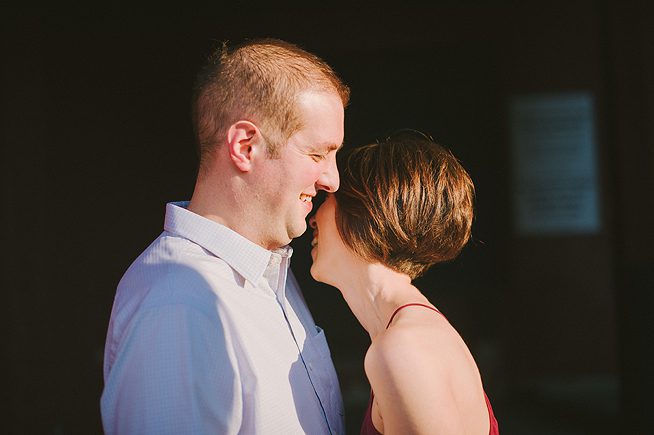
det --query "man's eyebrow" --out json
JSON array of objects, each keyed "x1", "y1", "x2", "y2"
[{"x1": 309, "y1": 142, "x2": 343, "y2": 152}]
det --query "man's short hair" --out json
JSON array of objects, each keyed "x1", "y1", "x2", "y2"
[
  {"x1": 334, "y1": 131, "x2": 475, "y2": 280},
  {"x1": 193, "y1": 38, "x2": 350, "y2": 168}
]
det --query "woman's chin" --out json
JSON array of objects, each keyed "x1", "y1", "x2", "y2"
[
  {"x1": 309, "y1": 263, "x2": 322, "y2": 282},
  {"x1": 310, "y1": 263, "x2": 332, "y2": 284},
  {"x1": 311, "y1": 265, "x2": 340, "y2": 289}
]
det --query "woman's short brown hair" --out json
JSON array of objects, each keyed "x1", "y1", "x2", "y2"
[{"x1": 334, "y1": 131, "x2": 474, "y2": 279}]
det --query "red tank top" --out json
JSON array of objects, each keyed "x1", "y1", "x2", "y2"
[{"x1": 360, "y1": 303, "x2": 500, "y2": 435}]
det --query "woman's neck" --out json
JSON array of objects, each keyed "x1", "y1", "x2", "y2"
[{"x1": 331, "y1": 262, "x2": 429, "y2": 340}]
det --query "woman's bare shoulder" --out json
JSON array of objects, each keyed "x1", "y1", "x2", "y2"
[
  {"x1": 364, "y1": 313, "x2": 488, "y2": 434},
  {"x1": 364, "y1": 319, "x2": 469, "y2": 434},
  {"x1": 365, "y1": 314, "x2": 455, "y2": 381}
]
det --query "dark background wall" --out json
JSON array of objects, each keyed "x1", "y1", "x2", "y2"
[{"x1": 2, "y1": 2, "x2": 653, "y2": 434}]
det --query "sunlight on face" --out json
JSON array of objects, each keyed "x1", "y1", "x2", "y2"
[{"x1": 253, "y1": 91, "x2": 344, "y2": 249}]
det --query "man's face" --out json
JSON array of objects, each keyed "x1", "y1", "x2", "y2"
[{"x1": 253, "y1": 90, "x2": 344, "y2": 249}]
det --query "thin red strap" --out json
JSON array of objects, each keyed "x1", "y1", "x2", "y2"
[{"x1": 386, "y1": 303, "x2": 441, "y2": 329}]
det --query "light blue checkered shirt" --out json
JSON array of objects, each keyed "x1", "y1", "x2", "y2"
[{"x1": 101, "y1": 202, "x2": 344, "y2": 434}]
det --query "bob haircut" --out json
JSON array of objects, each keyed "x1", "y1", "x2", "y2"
[
  {"x1": 193, "y1": 38, "x2": 350, "y2": 170},
  {"x1": 334, "y1": 131, "x2": 475, "y2": 279}
]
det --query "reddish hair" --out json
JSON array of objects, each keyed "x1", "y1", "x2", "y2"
[{"x1": 334, "y1": 131, "x2": 475, "y2": 279}]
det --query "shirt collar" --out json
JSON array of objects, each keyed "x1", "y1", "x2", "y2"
[{"x1": 163, "y1": 201, "x2": 293, "y2": 284}]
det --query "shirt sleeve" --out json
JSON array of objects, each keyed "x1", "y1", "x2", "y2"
[{"x1": 101, "y1": 303, "x2": 242, "y2": 435}]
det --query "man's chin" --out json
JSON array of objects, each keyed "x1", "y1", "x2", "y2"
[{"x1": 288, "y1": 221, "x2": 308, "y2": 241}]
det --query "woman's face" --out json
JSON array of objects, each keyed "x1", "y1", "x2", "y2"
[{"x1": 309, "y1": 193, "x2": 351, "y2": 284}]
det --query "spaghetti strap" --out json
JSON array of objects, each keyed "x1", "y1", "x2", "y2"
[
  {"x1": 363, "y1": 302, "x2": 500, "y2": 434},
  {"x1": 386, "y1": 303, "x2": 441, "y2": 329}
]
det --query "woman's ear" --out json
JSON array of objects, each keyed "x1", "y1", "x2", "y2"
[{"x1": 226, "y1": 121, "x2": 260, "y2": 172}]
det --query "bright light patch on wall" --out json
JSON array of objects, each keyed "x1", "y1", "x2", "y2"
[{"x1": 509, "y1": 93, "x2": 600, "y2": 235}]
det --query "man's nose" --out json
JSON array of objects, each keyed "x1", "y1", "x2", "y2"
[
  {"x1": 309, "y1": 215, "x2": 317, "y2": 229},
  {"x1": 316, "y1": 154, "x2": 339, "y2": 192}
]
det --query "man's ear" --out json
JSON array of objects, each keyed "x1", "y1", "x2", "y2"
[{"x1": 226, "y1": 121, "x2": 261, "y2": 172}]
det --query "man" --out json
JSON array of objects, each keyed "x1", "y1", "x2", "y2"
[{"x1": 101, "y1": 39, "x2": 349, "y2": 434}]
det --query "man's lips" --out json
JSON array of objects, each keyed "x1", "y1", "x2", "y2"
[
  {"x1": 300, "y1": 193, "x2": 314, "y2": 212},
  {"x1": 302, "y1": 200, "x2": 313, "y2": 213}
]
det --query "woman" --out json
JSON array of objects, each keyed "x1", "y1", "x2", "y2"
[{"x1": 309, "y1": 131, "x2": 499, "y2": 434}]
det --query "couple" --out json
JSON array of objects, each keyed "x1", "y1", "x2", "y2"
[{"x1": 101, "y1": 39, "x2": 499, "y2": 434}]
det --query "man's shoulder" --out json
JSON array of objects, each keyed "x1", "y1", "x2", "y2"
[
  {"x1": 106, "y1": 233, "x2": 243, "y2": 348},
  {"x1": 137, "y1": 230, "x2": 216, "y2": 265},
  {"x1": 127, "y1": 230, "x2": 234, "y2": 277},
  {"x1": 115, "y1": 232, "x2": 240, "y2": 313}
]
